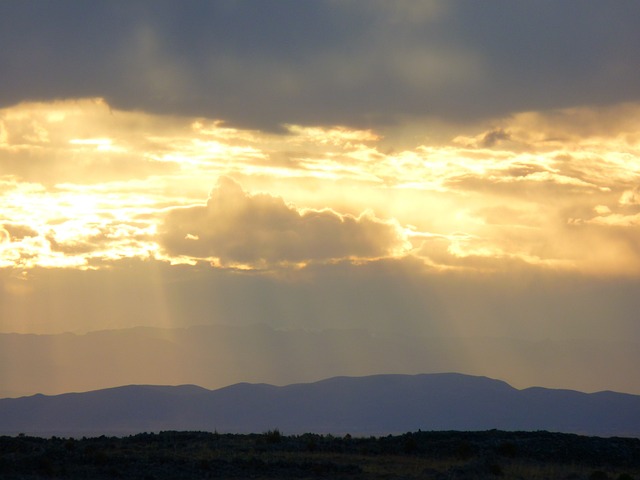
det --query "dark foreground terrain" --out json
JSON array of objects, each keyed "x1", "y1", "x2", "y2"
[{"x1": 1, "y1": 430, "x2": 639, "y2": 479}]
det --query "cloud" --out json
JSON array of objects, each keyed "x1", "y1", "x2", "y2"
[
  {"x1": 0, "y1": 99, "x2": 184, "y2": 186},
  {"x1": 159, "y1": 177, "x2": 409, "y2": 266},
  {"x1": 1, "y1": 2, "x2": 639, "y2": 131},
  {"x1": 479, "y1": 128, "x2": 511, "y2": 148},
  {"x1": 2, "y1": 224, "x2": 37, "y2": 240},
  {"x1": 586, "y1": 213, "x2": 640, "y2": 227},
  {"x1": 620, "y1": 188, "x2": 640, "y2": 207},
  {"x1": 2, "y1": 99, "x2": 640, "y2": 275}
]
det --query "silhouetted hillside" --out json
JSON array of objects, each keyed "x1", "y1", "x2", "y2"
[{"x1": 1, "y1": 373, "x2": 639, "y2": 437}]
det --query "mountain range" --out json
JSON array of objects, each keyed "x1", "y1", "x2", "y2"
[
  {"x1": 1, "y1": 373, "x2": 639, "y2": 438},
  {"x1": 1, "y1": 324, "x2": 639, "y2": 398}
]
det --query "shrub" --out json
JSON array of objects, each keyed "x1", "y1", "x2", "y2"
[
  {"x1": 264, "y1": 429, "x2": 282, "y2": 444},
  {"x1": 590, "y1": 471, "x2": 609, "y2": 480}
]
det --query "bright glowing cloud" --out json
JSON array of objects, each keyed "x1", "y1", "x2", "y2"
[
  {"x1": 1, "y1": 99, "x2": 640, "y2": 275},
  {"x1": 159, "y1": 177, "x2": 410, "y2": 267}
]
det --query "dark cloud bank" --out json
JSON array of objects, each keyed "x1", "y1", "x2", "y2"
[{"x1": 1, "y1": 1, "x2": 639, "y2": 131}]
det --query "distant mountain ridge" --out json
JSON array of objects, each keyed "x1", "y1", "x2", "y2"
[
  {"x1": 1, "y1": 373, "x2": 639, "y2": 438},
  {"x1": 2, "y1": 324, "x2": 640, "y2": 399}
]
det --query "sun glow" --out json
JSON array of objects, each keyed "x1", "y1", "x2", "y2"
[
  {"x1": 69, "y1": 138, "x2": 123, "y2": 152},
  {"x1": 1, "y1": 98, "x2": 639, "y2": 274}
]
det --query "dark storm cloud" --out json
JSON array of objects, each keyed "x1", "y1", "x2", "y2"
[{"x1": 1, "y1": 1, "x2": 639, "y2": 131}]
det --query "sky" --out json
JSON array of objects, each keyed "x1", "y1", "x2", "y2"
[{"x1": 1, "y1": 1, "x2": 640, "y2": 395}]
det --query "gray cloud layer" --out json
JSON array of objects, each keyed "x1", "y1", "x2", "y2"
[{"x1": 1, "y1": 1, "x2": 639, "y2": 131}]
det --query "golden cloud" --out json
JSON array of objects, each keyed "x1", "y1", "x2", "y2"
[
  {"x1": 1, "y1": 98, "x2": 640, "y2": 276},
  {"x1": 159, "y1": 177, "x2": 410, "y2": 268}
]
